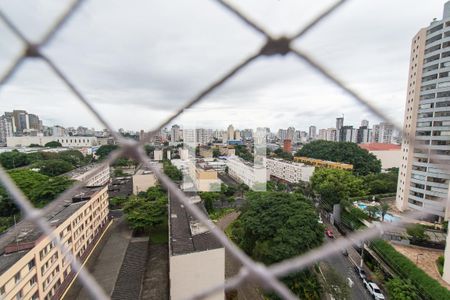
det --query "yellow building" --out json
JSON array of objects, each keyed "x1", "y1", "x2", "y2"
[
  {"x1": 0, "y1": 186, "x2": 109, "y2": 300},
  {"x1": 294, "y1": 156, "x2": 353, "y2": 171}
]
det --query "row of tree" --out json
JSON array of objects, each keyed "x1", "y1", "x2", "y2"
[
  {"x1": 0, "y1": 169, "x2": 73, "y2": 232},
  {"x1": 0, "y1": 149, "x2": 93, "y2": 176},
  {"x1": 296, "y1": 140, "x2": 382, "y2": 175},
  {"x1": 310, "y1": 168, "x2": 398, "y2": 208}
]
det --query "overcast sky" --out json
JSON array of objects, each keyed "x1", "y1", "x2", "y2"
[{"x1": 0, "y1": 0, "x2": 447, "y2": 132}]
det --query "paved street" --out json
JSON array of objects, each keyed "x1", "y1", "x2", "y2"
[
  {"x1": 322, "y1": 222, "x2": 373, "y2": 300},
  {"x1": 323, "y1": 247, "x2": 372, "y2": 300}
]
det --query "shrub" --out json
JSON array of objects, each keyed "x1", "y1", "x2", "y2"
[
  {"x1": 437, "y1": 256, "x2": 445, "y2": 276},
  {"x1": 371, "y1": 239, "x2": 450, "y2": 300}
]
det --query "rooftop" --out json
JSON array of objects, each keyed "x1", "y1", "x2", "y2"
[
  {"x1": 169, "y1": 192, "x2": 222, "y2": 256},
  {"x1": 359, "y1": 143, "x2": 401, "y2": 151},
  {"x1": 64, "y1": 163, "x2": 107, "y2": 179}
]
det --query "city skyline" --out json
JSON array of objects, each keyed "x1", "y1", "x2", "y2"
[{"x1": 0, "y1": 1, "x2": 447, "y2": 131}]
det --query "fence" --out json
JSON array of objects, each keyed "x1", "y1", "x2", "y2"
[{"x1": 0, "y1": 1, "x2": 448, "y2": 300}]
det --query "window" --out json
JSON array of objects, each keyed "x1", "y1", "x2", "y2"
[
  {"x1": 437, "y1": 91, "x2": 450, "y2": 98},
  {"x1": 419, "y1": 103, "x2": 434, "y2": 109},
  {"x1": 443, "y1": 51, "x2": 450, "y2": 58},
  {"x1": 440, "y1": 72, "x2": 450, "y2": 78},
  {"x1": 31, "y1": 292, "x2": 39, "y2": 300},
  {"x1": 438, "y1": 81, "x2": 450, "y2": 88},
  {"x1": 15, "y1": 272, "x2": 21, "y2": 283},
  {"x1": 425, "y1": 44, "x2": 441, "y2": 54},
  {"x1": 15, "y1": 290, "x2": 23, "y2": 300},
  {"x1": 0, "y1": 286, "x2": 5, "y2": 295},
  {"x1": 422, "y1": 74, "x2": 438, "y2": 82},
  {"x1": 420, "y1": 93, "x2": 435, "y2": 100},
  {"x1": 428, "y1": 24, "x2": 443, "y2": 34},
  {"x1": 29, "y1": 275, "x2": 37, "y2": 286},
  {"x1": 442, "y1": 61, "x2": 450, "y2": 68},
  {"x1": 426, "y1": 33, "x2": 442, "y2": 45},
  {"x1": 28, "y1": 259, "x2": 35, "y2": 270},
  {"x1": 424, "y1": 54, "x2": 440, "y2": 64}
]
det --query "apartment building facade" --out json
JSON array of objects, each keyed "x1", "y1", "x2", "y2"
[
  {"x1": 0, "y1": 186, "x2": 109, "y2": 300},
  {"x1": 266, "y1": 158, "x2": 315, "y2": 183},
  {"x1": 396, "y1": 2, "x2": 450, "y2": 221},
  {"x1": 226, "y1": 157, "x2": 266, "y2": 189}
]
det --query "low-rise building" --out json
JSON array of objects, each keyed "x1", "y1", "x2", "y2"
[
  {"x1": 6, "y1": 136, "x2": 98, "y2": 148},
  {"x1": 0, "y1": 186, "x2": 109, "y2": 300},
  {"x1": 266, "y1": 158, "x2": 315, "y2": 183},
  {"x1": 198, "y1": 147, "x2": 213, "y2": 159},
  {"x1": 294, "y1": 156, "x2": 353, "y2": 171},
  {"x1": 169, "y1": 194, "x2": 224, "y2": 300},
  {"x1": 358, "y1": 143, "x2": 401, "y2": 170},
  {"x1": 65, "y1": 163, "x2": 110, "y2": 187},
  {"x1": 132, "y1": 164, "x2": 159, "y2": 195},
  {"x1": 226, "y1": 156, "x2": 266, "y2": 189},
  {"x1": 217, "y1": 146, "x2": 235, "y2": 157},
  {"x1": 153, "y1": 149, "x2": 163, "y2": 161}
]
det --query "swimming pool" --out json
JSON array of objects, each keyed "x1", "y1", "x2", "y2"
[{"x1": 357, "y1": 202, "x2": 400, "y2": 223}]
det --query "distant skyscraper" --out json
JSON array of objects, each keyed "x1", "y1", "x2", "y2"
[
  {"x1": 308, "y1": 126, "x2": 317, "y2": 140},
  {"x1": 171, "y1": 124, "x2": 181, "y2": 142},
  {"x1": 325, "y1": 128, "x2": 337, "y2": 142},
  {"x1": 317, "y1": 129, "x2": 327, "y2": 140},
  {"x1": 361, "y1": 119, "x2": 369, "y2": 127},
  {"x1": 278, "y1": 129, "x2": 287, "y2": 142},
  {"x1": 227, "y1": 124, "x2": 235, "y2": 141},
  {"x1": 286, "y1": 127, "x2": 295, "y2": 141},
  {"x1": 336, "y1": 116, "x2": 344, "y2": 142},
  {"x1": 0, "y1": 114, "x2": 13, "y2": 144}
]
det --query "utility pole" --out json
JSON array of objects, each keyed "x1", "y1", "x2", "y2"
[{"x1": 360, "y1": 241, "x2": 365, "y2": 268}]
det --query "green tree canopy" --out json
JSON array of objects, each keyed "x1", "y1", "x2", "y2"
[
  {"x1": 273, "y1": 148, "x2": 293, "y2": 161},
  {"x1": 32, "y1": 159, "x2": 74, "y2": 176},
  {"x1": 95, "y1": 145, "x2": 119, "y2": 159},
  {"x1": 310, "y1": 168, "x2": 366, "y2": 208},
  {"x1": 0, "y1": 169, "x2": 73, "y2": 218},
  {"x1": 232, "y1": 191, "x2": 323, "y2": 299},
  {"x1": 233, "y1": 191, "x2": 323, "y2": 264},
  {"x1": 163, "y1": 160, "x2": 182, "y2": 181},
  {"x1": 296, "y1": 140, "x2": 381, "y2": 175},
  {"x1": 44, "y1": 141, "x2": 62, "y2": 148},
  {"x1": 363, "y1": 168, "x2": 398, "y2": 194},
  {"x1": 386, "y1": 278, "x2": 419, "y2": 300},
  {"x1": 123, "y1": 186, "x2": 167, "y2": 233},
  {"x1": 406, "y1": 224, "x2": 427, "y2": 242},
  {"x1": 0, "y1": 151, "x2": 29, "y2": 169}
]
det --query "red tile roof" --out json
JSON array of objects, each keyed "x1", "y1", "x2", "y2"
[{"x1": 359, "y1": 143, "x2": 401, "y2": 151}]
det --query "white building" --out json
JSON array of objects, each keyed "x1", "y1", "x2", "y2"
[
  {"x1": 6, "y1": 136, "x2": 98, "y2": 147},
  {"x1": 169, "y1": 195, "x2": 224, "y2": 300},
  {"x1": 65, "y1": 163, "x2": 110, "y2": 187},
  {"x1": 0, "y1": 115, "x2": 13, "y2": 144},
  {"x1": 226, "y1": 156, "x2": 266, "y2": 189},
  {"x1": 266, "y1": 158, "x2": 315, "y2": 183},
  {"x1": 154, "y1": 149, "x2": 163, "y2": 161}
]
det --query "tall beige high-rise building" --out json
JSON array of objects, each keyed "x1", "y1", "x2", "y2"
[
  {"x1": 395, "y1": 1, "x2": 450, "y2": 284},
  {"x1": 396, "y1": 2, "x2": 450, "y2": 221}
]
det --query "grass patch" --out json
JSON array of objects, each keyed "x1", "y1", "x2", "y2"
[{"x1": 149, "y1": 217, "x2": 168, "y2": 245}]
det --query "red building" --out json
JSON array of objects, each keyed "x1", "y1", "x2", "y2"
[{"x1": 283, "y1": 139, "x2": 292, "y2": 153}]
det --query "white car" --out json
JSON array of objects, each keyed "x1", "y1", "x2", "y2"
[{"x1": 364, "y1": 280, "x2": 385, "y2": 300}]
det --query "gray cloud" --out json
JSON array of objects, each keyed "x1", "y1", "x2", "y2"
[{"x1": 0, "y1": 0, "x2": 445, "y2": 131}]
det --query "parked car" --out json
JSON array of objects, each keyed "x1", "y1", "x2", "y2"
[
  {"x1": 354, "y1": 266, "x2": 367, "y2": 280},
  {"x1": 364, "y1": 280, "x2": 385, "y2": 300},
  {"x1": 325, "y1": 229, "x2": 334, "y2": 238}
]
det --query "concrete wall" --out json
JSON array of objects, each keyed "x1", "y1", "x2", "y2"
[
  {"x1": 370, "y1": 150, "x2": 401, "y2": 170},
  {"x1": 170, "y1": 248, "x2": 225, "y2": 300}
]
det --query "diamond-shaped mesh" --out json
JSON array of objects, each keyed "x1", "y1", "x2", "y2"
[{"x1": 0, "y1": 1, "x2": 445, "y2": 300}]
